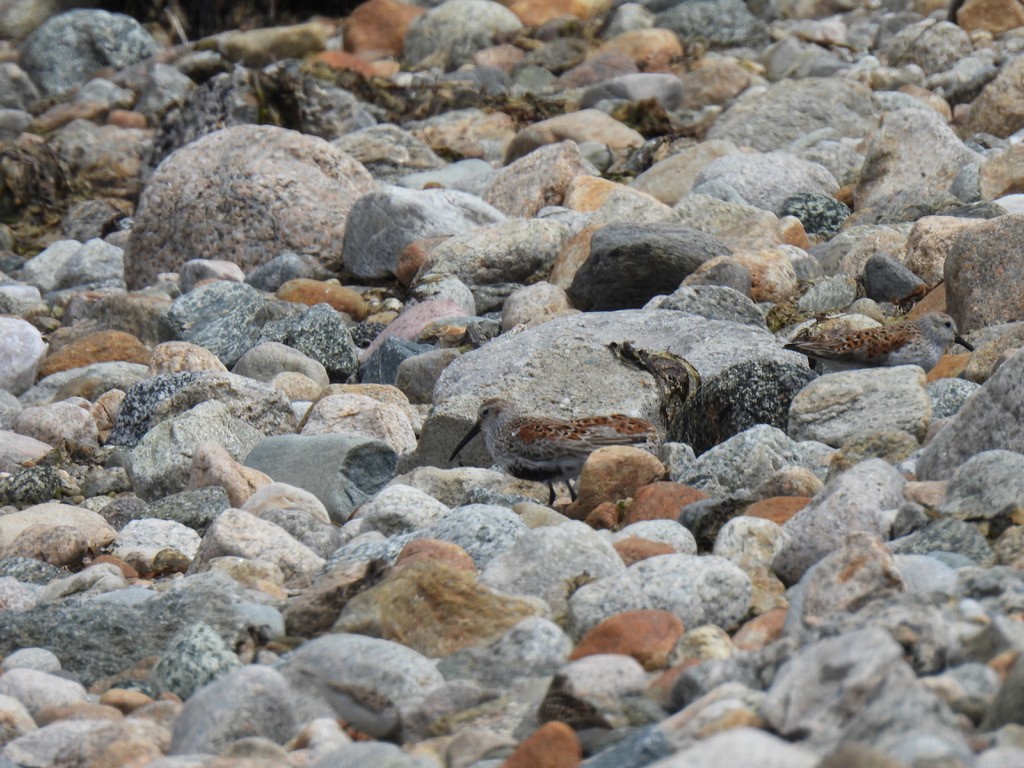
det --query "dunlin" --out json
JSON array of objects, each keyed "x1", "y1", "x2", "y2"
[
  {"x1": 784, "y1": 312, "x2": 973, "y2": 372},
  {"x1": 449, "y1": 397, "x2": 660, "y2": 505},
  {"x1": 301, "y1": 669, "x2": 402, "y2": 742}
]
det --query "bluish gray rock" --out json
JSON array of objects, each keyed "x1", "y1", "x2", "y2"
[
  {"x1": 166, "y1": 282, "x2": 281, "y2": 367},
  {"x1": 926, "y1": 377, "x2": 979, "y2": 420},
  {"x1": 692, "y1": 151, "x2": 839, "y2": 215},
  {"x1": 939, "y1": 450, "x2": 1024, "y2": 523},
  {"x1": 421, "y1": 504, "x2": 528, "y2": 569},
  {"x1": 169, "y1": 665, "x2": 299, "y2": 754},
  {"x1": 645, "y1": 285, "x2": 766, "y2": 328},
  {"x1": 436, "y1": 617, "x2": 572, "y2": 686},
  {"x1": 403, "y1": 0, "x2": 523, "y2": 67},
  {"x1": 890, "y1": 518, "x2": 996, "y2": 567},
  {"x1": 654, "y1": 0, "x2": 765, "y2": 49},
  {"x1": 19, "y1": 238, "x2": 123, "y2": 293},
  {"x1": 245, "y1": 433, "x2": 398, "y2": 523},
  {"x1": 19, "y1": 10, "x2": 159, "y2": 97},
  {"x1": 360, "y1": 337, "x2": 434, "y2": 386},
  {"x1": 0, "y1": 62, "x2": 40, "y2": 110},
  {"x1": 341, "y1": 186, "x2": 505, "y2": 280},
  {"x1": 232, "y1": 341, "x2": 330, "y2": 387},
  {"x1": 246, "y1": 251, "x2": 329, "y2": 293}
]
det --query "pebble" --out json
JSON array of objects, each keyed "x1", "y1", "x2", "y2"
[{"x1": 2, "y1": 1, "x2": 1024, "y2": 764}]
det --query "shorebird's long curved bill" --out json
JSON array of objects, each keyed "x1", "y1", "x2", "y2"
[
  {"x1": 449, "y1": 422, "x2": 481, "y2": 461},
  {"x1": 955, "y1": 335, "x2": 974, "y2": 352}
]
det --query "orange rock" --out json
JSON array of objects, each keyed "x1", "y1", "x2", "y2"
[
  {"x1": 91, "y1": 555, "x2": 140, "y2": 579},
  {"x1": 613, "y1": 536, "x2": 676, "y2": 565},
  {"x1": 584, "y1": 501, "x2": 622, "y2": 529},
  {"x1": 570, "y1": 609, "x2": 684, "y2": 670},
  {"x1": 32, "y1": 100, "x2": 107, "y2": 133},
  {"x1": 148, "y1": 341, "x2": 228, "y2": 375},
  {"x1": 593, "y1": 28, "x2": 683, "y2": 71},
  {"x1": 99, "y1": 688, "x2": 155, "y2": 714},
  {"x1": 277, "y1": 279, "x2": 369, "y2": 320},
  {"x1": 344, "y1": 0, "x2": 425, "y2": 56},
  {"x1": 509, "y1": 0, "x2": 611, "y2": 26},
  {"x1": 622, "y1": 481, "x2": 708, "y2": 525},
  {"x1": 35, "y1": 702, "x2": 123, "y2": 725},
  {"x1": 548, "y1": 224, "x2": 600, "y2": 290},
  {"x1": 732, "y1": 607, "x2": 787, "y2": 650},
  {"x1": 395, "y1": 539, "x2": 478, "y2": 573},
  {"x1": 743, "y1": 496, "x2": 810, "y2": 525},
  {"x1": 188, "y1": 441, "x2": 273, "y2": 507},
  {"x1": 501, "y1": 721, "x2": 582, "y2": 768},
  {"x1": 566, "y1": 446, "x2": 666, "y2": 520},
  {"x1": 38, "y1": 330, "x2": 150, "y2": 378},
  {"x1": 107, "y1": 110, "x2": 147, "y2": 129},
  {"x1": 312, "y1": 50, "x2": 399, "y2": 77},
  {"x1": 908, "y1": 282, "x2": 947, "y2": 315},
  {"x1": 778, "y1": 215, "x2": 810, "y2": 249},
  {"x1": 927, "y1": 352, "x2": 972, "y2": 382},
  {"x1": 396, "y1": 236, "x2": 448, "y2": 286}
]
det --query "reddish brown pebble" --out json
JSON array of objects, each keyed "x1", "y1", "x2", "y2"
[
  {"x1": 99, "y1": 688, "x2": 155, "y2": 714},
  {"x1": 395, "y1": 539, "x2": 477, "y2": 573},
  {"x1": 622, "y1": 482, "x2": 709, "y2": 526},
  {"x1": 500, "y1": 721, "x2": 582, "y2": 768},
  {"x1": 613, "y1": 536, "x2": 675, "y2": 566},
  {"x1": 567, "y1": 446, "x2": 666, "y2": 520},
  {"x1": 276, "y1": 279, "x2": 369, "y2": 320},
  {"x1": 108, "y1": 109, "x2": 147, "y2": 129},
  {"x1": 37, "y1": 330, "x2": 150, "y2": 378},
  {"x1": 570, "y1": 609, "x2": 684, "y2": 671},
  {"x1": 732, "y1": 607, "x2": 787, "y2": 651},
  {"x1": 91, "y1": 555, "x2": 140, "y2": 580},
  {"x1": 343, "y1": 0, "x2": 425, "y2": 56},
  {"x1": 311, "y1": 51, "x2": 399, "y2": 78},
  {"x1": 743, "y1": 496, "x2": 810, "y2": 525}
]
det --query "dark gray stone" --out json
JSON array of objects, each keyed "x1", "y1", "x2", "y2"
[
  {"x1": 779, "y1": 193, "x2": 850, "y2": 239},
  {"x1": 670, "y1": 639, "x2": 795, "y2": 711},
  {"x1": 151, "y1": 371, "x2": 297, "y2": 436},
  {"x1": 257, "y1": 508, "x2": 341, "y2": 559},
  {"x1": 437, "y1": 617, "x2": 571, "y2": 686},
  {"x1": 863, "y1": 252, "x2": 927, "y2": 303},
  {"x1": 568, "y1": 223, "x2": 731, "y2": 311},
  {"x1": 245, "y1": 433, "x2": 397, "y2": 523},
  {"x1": 982, "y1": 652, "x2": 1024, "y2": 730},
  {"x1": 0, "y1": 62, "x2": 40, "y2": 110},
  {"x1": 261, "y1": 302, "x2": 359, "y2": 382},
  {"x1": 673, "y1": 359, "x2": 817, "y2": 454},
  {"x1": 19, "y1": 10, "x2": 159, "y2": 98},
  {"x1": 359, "y1": 337, "x2": 434, "y2": 386},
  {"x1": 146, "y1": 487, "x2": 230, "y2": 535},
  {"x1": 169, "y1": 665, "x2": 299, "y2": 754},
  {"x1": 0, "y1": 466, "x2": 66, "y2": 510},
  {"x1": 580, "y1": 73, "x2": 685, "y2": 111},
  {"x1": 0, "y1": 574, "x2": 249, "y2": 686},
  {"x1": 166, "y1": 282, "x2": 282, "y2": 367},
  {"x1": 245, "y1": 251, "x2": 329, "y2": 293},
  {"x1": 654, "y1": 0, "x2": 766, "y2": 48}
]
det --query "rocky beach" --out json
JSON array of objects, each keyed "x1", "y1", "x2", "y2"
[{"x1": 3, "y1": 0, "x2": 1024, "y2": 765}]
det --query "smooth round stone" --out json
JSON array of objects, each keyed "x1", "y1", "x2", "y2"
[
  {"x1": 0, "y1": 648, "x2": 61, "y2": 674},
  {"x1": 112, "y1": 519, "x2": 202, "y2": 573},
  {"x1": 398, "y1": 158, "x2": 493, "y2": 190},
  {"x1": 352, "y1": 483, "x2": 450, "y2": 536},
  {"x1": 233, "y1": 341, "x2": 330, "y2": 388},
  {"x1": 612, "y1": 520, "x2": 697, "y2": 554},
  {"x1": 0, "y1": 668, "x2": 88, "y2": 715},
  {"x1": 0, "y1": 317, "x2": 46, "y2": 396}
]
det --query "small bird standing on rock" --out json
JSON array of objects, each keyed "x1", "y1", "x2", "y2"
[
  {"x1": 784, "y1": 311, "x2": 973, "y2": 373},
  {"x1": 300, "y1": 669, "x2": 402, "y2": 742},
  {"x1": 449, "y1": 397, "x2": 660, "y2": 505}
]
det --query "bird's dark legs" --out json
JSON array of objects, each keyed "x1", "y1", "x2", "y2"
[
  {"x1": 547, "y1": 481, "x2": 556, "y2": 506},
  {"x1": 567, "y1": 479, "x2": 577, "y2": 501}
]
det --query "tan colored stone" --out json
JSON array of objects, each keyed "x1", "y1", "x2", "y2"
[
  {"x1": 584, "y1": 501, "x2": 623, "y2": 530},
  {"x1": 778, "y1": 215, "x2": 810, "y2": 249},
  {"x1": 700, "y1": 247, "x2": 798, "y2": 302},
  {"x1": 335, "y1": 560, "x2": 542, "y2": 656},
  {"x1": 565, "y1": 446, "x2": 666, "y2": 520},
  {"x1": 209, "y1": 21, "x2": 330, "y2": 66},
  {"x1": 0, "y1": 503, "x2": 116, "y2": 553},
  {"x1": 269, "y1": 371, "x2": 324, "y2": 401},
  {"x1": 283, "y1": 559, "x2": 384, "y2": 638},
  {"x1": 549, "y1": 224, "x2": 600, "y2": 291},
  {"x1": 622, "y1": 482, "x2": 708, "y2": 525},
  {"x1": 980, "y1": 143, "x2": 1024, "y2": 199},
  {"x1": 107, "y1": 110, "x2": 147, "y2": 129},
  {"x1": 955, "y1": 0, "x2": 1024, "y2": 34},
  {"x1": 509, "y1": 0, "x2": 611, "y2": 26},
  {"x1": 35, "y1": 702, "x2": 123, "y2": 725},
  {"x1": 31, "y1": 100, "x2": 107, "y2": 133},
  {"x1": 148, "y1": 341, "x2": 228, "y2": 375},
  {"x1": 904, "y1": 216, "x2": 986, "y2": 288},
  {"x1": 570, "y1": 609, "x2": 684, "y2": 670},
  {"x1": 410, "y1": 110, "x2": 516, "y2": 163},
  {"x1": 396, "y1": 236, "x2": 448, "y2": 286},
  {"x1": 99, "y1": 689, "x2": 155, "y2": 715},
  {"x1": 668, "y1": 624, "x2": 735, "y2": 667},
  {"x1": 91, "y1": 388, "x2": 126, "y2": 444},
  {"x1": 593, "y1": 28, "x2": 683, "y2": 71},
  {"x1": 344, "y1": 0, "x2": 425, "y2": 56},
  {"x1": 503, "y1": 112, "x2": 643, "y2": 165},
  {"x1": 473, "y1": 44, "x2": 526, "y2": 74},
  {"x1": 187, "y1": 441, "x2": 273, "y2": 508},
  {"x1": 963, "y1": 55, "x2": 1024, "y2": 137},
  {"x1": 629, "y1": 139, "x2": 738, "y2": 206},
  {"x1": 500, "y1": 721, "x2": 582, "y2": 768},
  {"x1": 276, "y1": 279, "x2": 370, "y2": 320},
  {"x1": 38, "y1": 330, "x2": 150, "y2": 378},
  {"x1": 926, "y1": 352, "x2": 972, "y2": 382},
  {"x1": 676, "y1": 57, "x2": 756, "y2": 109},
  {"x1": 301, "y1": 393, "x2": 417, "y2": 454}
]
